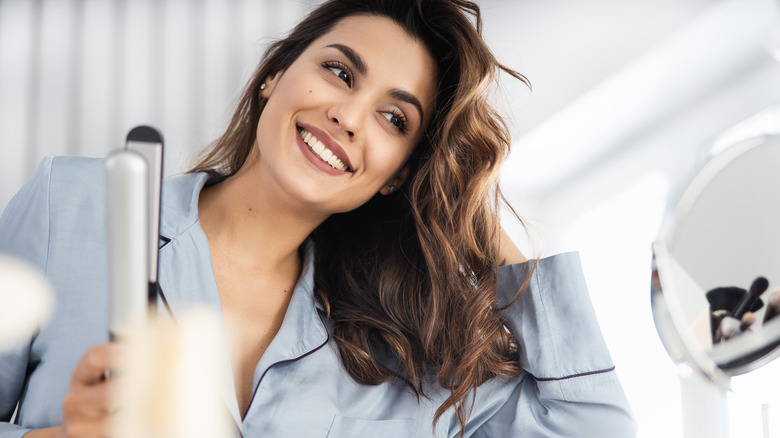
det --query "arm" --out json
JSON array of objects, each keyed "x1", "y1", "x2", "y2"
[
  {"x1": 1, "y1": 157, "x2": 118, "y2": 438},
  {"x1": 1, "y1": 156, "x2": 53, "y2": 438},
  {"x1": 469, "y1": 253, "x2": 636, "y2": 437}
]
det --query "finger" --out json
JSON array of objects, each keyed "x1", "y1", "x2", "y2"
[
  {"x1": 61, "y1": 417, "x2": 114, "y2": 438},
  {"x1": 71, "y1": 344, "x2": 120, "y2": 387},
  {"x1": 62, "y1": 380, "x2": 115, "y2": 421}
]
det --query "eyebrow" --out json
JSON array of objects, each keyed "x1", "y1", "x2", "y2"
[
  {"x1": 390, "y1": 89, "x2": 424, "y2": 124},
  {"x1": 326, "y1": 43, "x2": 425, "y2": 123},
  {"x1": 326, "y1": 44, "x2": 367, "y2": 75}
]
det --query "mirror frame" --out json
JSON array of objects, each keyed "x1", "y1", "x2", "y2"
[{"x1": 652, "y1": 134, "x2": 780, "y2": 386}]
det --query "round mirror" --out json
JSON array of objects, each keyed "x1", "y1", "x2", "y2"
[{"x1": 652, "y1": 134, "x2": 780, "y2": 385}]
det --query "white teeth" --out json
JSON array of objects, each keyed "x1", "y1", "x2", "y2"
[{"x1": 298, "y1": 128, "x2": 349, "y2": 171}]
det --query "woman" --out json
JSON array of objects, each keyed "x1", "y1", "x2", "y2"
[{"x1": 0, "y1": 0, "x2": 636, "y2": 437}]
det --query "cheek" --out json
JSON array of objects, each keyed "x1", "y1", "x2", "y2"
[
  {"x1": 262, "y1": 71, "x2": 311, "y2": 117},
  {"x1": 366, "y1": 143, "x2": 408, "y2": 180},
  {"x1": 255, "y1": 82, "x2": 309, "y2": 145}
]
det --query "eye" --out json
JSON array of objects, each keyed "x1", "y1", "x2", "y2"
[
  {"x1": 323, "y1": 62, "x2": 352, "y2": 87},
  {"x1": 382, "y1": 110, "x2": 408, "y2": 135}
]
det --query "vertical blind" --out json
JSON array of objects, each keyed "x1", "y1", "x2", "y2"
[{"x1": 0, "y1": 0, "x2": 317, "y2": 209}]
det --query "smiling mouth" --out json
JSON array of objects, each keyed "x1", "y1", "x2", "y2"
[{"x1": 297, "y1": 127, "x2": 351, "y2": 172}]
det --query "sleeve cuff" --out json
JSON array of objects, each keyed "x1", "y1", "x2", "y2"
[
  {"x1": 497, "y1": 252, "x2": 615, "y2": 379},
  {"x1": 0, "y1": 426, "x2": 33, "y2": 438}
]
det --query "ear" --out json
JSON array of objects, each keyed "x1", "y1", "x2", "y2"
[
  {"x1": 380, "y1": 165, "x2": 411, "y2": 195},
  {"x1": 260, "y1": 71, "x2": 283, "y2": 99}
]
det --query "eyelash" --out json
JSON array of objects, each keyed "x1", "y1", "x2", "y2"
[
  {"x1": 322, "y1": 61, "x2": 353, "y2": 87},
  {"x1": 322, "y1": 61, "x2": 409, "y2": 135},
  {"x1": 383, "y1": 109, "x2": 409, "y2": 135}
]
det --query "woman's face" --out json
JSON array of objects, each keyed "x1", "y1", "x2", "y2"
[{"x1": 254, "y1": 14, "x2": 438, "y2": 216}]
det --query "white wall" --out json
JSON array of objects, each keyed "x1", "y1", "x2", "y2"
[
  {"x1": 0, "y1": 0, "x2": 317, "y2": 209},
  {"x1": 488, "y1": 1, "x2": 780, "y2": 437}
]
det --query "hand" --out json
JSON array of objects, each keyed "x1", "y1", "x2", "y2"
[{"x1": 56, "y1": 343, "x2": 120, "y2": 438}]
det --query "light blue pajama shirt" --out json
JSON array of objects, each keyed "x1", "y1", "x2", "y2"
[{"x1": 0, "y1": 155, "x2": 636, "y2": 437}]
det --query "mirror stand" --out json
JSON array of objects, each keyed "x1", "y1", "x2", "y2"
[
  {"x1": 680, "y1": 373, "x2": 729, "y2": 438},
  {"x1": 652, "y1": 133, "x2": 780, "y2": 438}
]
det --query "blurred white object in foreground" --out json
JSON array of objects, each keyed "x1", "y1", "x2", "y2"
[
  {"x1": 0, "y1": 255, "x2": 53, "y2": 352},
  {"x1": 113, "y1": 306, "x2": 233, "y2": 438}
]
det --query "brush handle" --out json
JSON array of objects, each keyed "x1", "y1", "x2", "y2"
[{"x1": 732, "y1": 276, "x2": 768, "y2": 319}]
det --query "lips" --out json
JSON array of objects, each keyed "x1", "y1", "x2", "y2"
[{"x1": 296, "y1": 123, "x2": 353, "y2": 173}]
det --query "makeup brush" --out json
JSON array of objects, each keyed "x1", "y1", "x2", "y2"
[
  {"x1": 715, "y1": 312, "x2": 756, "y2": 343},
  {"x1": 763, "y1": 289, "x2": 780, "y2": 325},
  {"x1": 732, "y1": 276, "x2": 769, "y2": 320},
  {"x1": 715, "y1": 316, "x2": 741, "y2": 342},
  {"x1": 739, "y1": 312, "x2": 756, "y2": 332},
  {"x1": 707, "y1": 287, "x2": 746, "y2": 341}
]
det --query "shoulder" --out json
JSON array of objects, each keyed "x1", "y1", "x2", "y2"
[
  {"x1": 47, "y1": 155, "x2": 107, "y2": 191},
  {"x1": 41, "y1": 156, "x2": 108, "y2": 223},
  {"x1": 2, "y1": 155, "x2": 104, "y2": 208},
  {"x1": 1, "y1": 154, "x2": 105, "y2": 231},
  {"x1": 0, "y1": 155, "x2": 108, "y2": 277},
  {"x1": 14, "y1": 155, "x2": 109, "y2": 207},
  {"x1": 23, "y1": 154, "x2": 107, "y2": 183},
  {"x1": 48, "y1": 154, "x2": 105, "y2": 171}
]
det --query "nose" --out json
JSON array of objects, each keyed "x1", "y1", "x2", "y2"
[
  {"x1": 327, "y1": 99, "x2": 365, "y2": 140},
  {"x1": 331, "y1": 116, "x2": 354, "y2": 138}
]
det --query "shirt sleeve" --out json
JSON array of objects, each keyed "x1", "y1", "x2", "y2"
[
  {"x1": 470, "y1": 252, "x2": 636, "y2": 437},
  {"x1": 0, "y1": 155, "x2": 54, "y2": 438}
]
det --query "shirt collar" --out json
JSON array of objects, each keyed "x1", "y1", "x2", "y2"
[
  {"x1": 158, "y1": 172, "x2": 210, "y2": 241},
  {"x1": 155, "y1": 171, "x2": 329, "y2": 427}
]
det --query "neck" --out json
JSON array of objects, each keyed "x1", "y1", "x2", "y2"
[{"x1": 197, "y1": 153, "x2": 326, "y2": 273}]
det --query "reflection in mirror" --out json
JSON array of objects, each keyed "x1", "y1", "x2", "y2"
[{"x1": 652, "y1": 134, "x2": 780, "y2": 384}]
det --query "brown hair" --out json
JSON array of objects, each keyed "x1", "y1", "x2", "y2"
[{"x1": 190, "y1": 0, "x2": 532, "y2": 434}]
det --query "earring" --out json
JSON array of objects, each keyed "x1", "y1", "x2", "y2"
[
  {"x1": 386, "y1": 185, "x2": 395, "y2": 193},
  {"x1": 260, "y1": 83, "x2": 267, "y2": 90}
]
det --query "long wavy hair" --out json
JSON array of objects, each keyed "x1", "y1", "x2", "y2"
[{"x1": 190, "y1": 0, "x2": 532, "y2": 433}]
